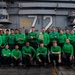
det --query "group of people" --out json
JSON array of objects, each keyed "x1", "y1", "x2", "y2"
[{"x1": 0, "y1": 26, "x2": 74, "y2": 67}]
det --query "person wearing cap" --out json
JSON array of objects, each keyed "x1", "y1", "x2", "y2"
[
  {"x1": 22, "y1": 42, "x2": 35, "y2": 66},
  {"x1": 29, "y1": 27, "x2": 38, "y2": 49},
  {"x1": 50, "y1": 41, "x2": 61, "y2": 67},
  {"x1": 1, "y1": 45, "x2": 11, "y2": 66},
  {"x1": 36, "y1": 43, "x2": 47, "y2": 66},
  {"x1": 62, "y1": 39, "x2": 74, "y2": 66},
  {"x1": 11, "y1": 45, "x2": 21, "y2": 66}
]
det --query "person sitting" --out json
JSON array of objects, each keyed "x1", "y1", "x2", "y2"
[
  {"x1": 50, "y1": 41, "x2": 61, "y2": 67},
  {"x1": 1, "y1": 45, "x2": 11, "y2": 66},
  {"x1": 62, "y1": 39, "x2": 74, "y2": 66},
  {"x1": 11, "y1": 45, "x2": 21, "y2": 66},
  {"x1": 36, "y1": 43, "x2": 47, "y2": 66},
  {"x1": 22, "y1": 42, "x2": 35, "y2": 67}
]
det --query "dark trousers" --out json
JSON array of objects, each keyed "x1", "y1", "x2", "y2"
[
  {"x1": 0, "y1": 47, "x2": 3, "y2": 63},
  {"x1": 62, "y1": 53, "x2": 71, "y2": 65},
  {"x1": 9, "y1": 44, "x2": 15, "y2": 50},
  {"x1": 1, "y1": 56, "x2": 11, "y2": 66},
  {"x1": 37, "y1": 55, "x2": 47, "y2": 65},
  {"x1": 12, "y1": 57, "x2": 21, "y2": 66},
  {"x1": 17, "y1": 44, "x2": 24, "y2": 51},
  {"x1": 48, "y1": 42, "x2": 52, "y2": 49},
  {"x1": 58, "y1": 43, "x2": 64, "y2": 49},
  {"x1": 50, "y1": 54, "x2": 59, "y2": 66},
  {"x1": 30, "y1": 42, "x2": 38, "y2": 50},
  {"x1": 22, "y1": 55, "x2": 33, "y2": 66}
]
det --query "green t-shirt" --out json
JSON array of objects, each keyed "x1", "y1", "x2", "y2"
[
  {"x1": 8, "y1": 34, "x2": 16, "y2": 44},
  {"x1": 58, "y1": 33, "x2": 67, "y2": 43},
  {"x1": 22, "y1": 46, "x2": 35, "y2": 58},
  {"x1": 11, "y1": 49, "x2": 21, "y2": 59},
  {"x1": 16, "y1": 33, "x2": 25, "y2": 44},
  {"x1": 36, "y1": 47, "x2": 47, "y2": 60},
  {"x1": 62, "y1": 43, "x2": 74, "y2": 56},
  {"x1": 2, "y1": 48, "x2": 11, "y2": 57},
  {"x1": 50, "y1": 46, "x2": 61, "y2": 54},
  {"x1": 68, "y1": 34, "x2": 75, "y2": 43},
  {"x1": 0, "y1": 35, "x2": 2, "y2": 46},
  {"x1": 39, "y1": 32, "x2": 50, "y2": 45},
  {"x1": 49, "y1": 31, "x2": 59, "y2": 42},
  {"x1": 29, "y1": 32, "x2": 38, "y2": 42}
]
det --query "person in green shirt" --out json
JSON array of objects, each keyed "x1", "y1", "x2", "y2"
[
  {"x1": 68, "y1": 29, "x2": 75, "y2": 57},
  {"x1": 49, "y1": 27, "x2": 59, "y2": 47},
  {"x1": 8, "y1": 29, "x2": 16, "y2": 50},
  {"x1": 0, "y1": 30, "x2": 6, "y2": 47},
  {"x1": 65, "y1": 29, "x2": 70, "y2": 39},
  {"x1": 1, "y1": 45, "x2": 11, "y2": 66},
  {"x1": 58, "y1": 29, "x2": 67, "y2": 49},
  {"x1": 0, "y1": 34, "x2": 2, "y2": 47},
  {"x1": 22, "y1": 42, "x2": 35, "y2": 66},
  {"x1": 36, "y1": 43, "x2": 47, "y2": 66},
  {"x1": 0, "y1": 31, "x2": 3, "y2": 60},
  {"x1": 15, "y1": 29, "x2": 19, "y2": 35},
  {"x1": 39, "y1": 27, "x2": 50, "y2": 46},
  {"x1": 5, "y1": 29, "x2": 9, "y2": 45},
  {"x1": 68, "y1": 29, "x2": 75, "y2": 44},
  {"x1": 50, "y1": 41, "x2": 61, "y2": 67},
  {"x1": 11, "y1": 45, "x2": 21, "y2": 66},
  {"x1": 46, "y1": 28, "x2": 52, "y2": 49},
  {"x1": 29, "y1": 27, "x2": 38, "y2": 49},
  {"x1": 15, "y1": 29, "x2": 19, "y2": 44},
  {"x1": 15, "y1": 28, "x2": 25, "y2": 50},
  {"x1": 62, "y1": 39, "x2": 74, "y2": 66}
]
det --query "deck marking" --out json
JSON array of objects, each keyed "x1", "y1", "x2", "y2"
[{"x1": 51, "y1": 66, "x2": 57, "y2": 75}]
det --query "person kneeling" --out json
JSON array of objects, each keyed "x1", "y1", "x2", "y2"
[
  {"x1": 62, "y1": 39, "x2": 74, "y2": 66},
  {"x1": 22, "y1": 42, "x2": 35, "y2": 67},
  {"x1": 36, "y1": 43, "x2": 47, "y2": 66},
  {"x1": 50, "y1": 41, "x2": 61, "y2": 67},
  {"x1": 11, "y1": 45, "x2": 21, "y2": 66},
  {"x1": 1, "y1": 45, "x2": 11, "y2": 66}
]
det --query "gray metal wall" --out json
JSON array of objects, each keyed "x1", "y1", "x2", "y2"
[
  {"x1": 0, "y1": 1, "x2": 74, "y2": 32},
  {"x1": 6, "y1": 15, "x2": 68, "y2": 32}
]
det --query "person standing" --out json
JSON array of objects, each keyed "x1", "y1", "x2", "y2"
[
  {"x1": 8, "y1": 29, "x2": 16, "y2": 50},
  {"x1": 49, "y1": 27, "x2": 59, "y2": 47},
  {"x1": 29, "y1": 27, "x2": 38, "y2": 49},
  {"x1": 58, "y1": 29, "x2": 67, "y2": 49},
  {"x1": 39, "y1": 27, "x2": 50, "y2": 47},
  {"x1": 16, "y1": 28, "x2": 25, "y2": 50}
]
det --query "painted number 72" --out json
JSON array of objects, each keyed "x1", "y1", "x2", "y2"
[{"x1": 28, "y1": 16, "x2": 52, "y2": 31}]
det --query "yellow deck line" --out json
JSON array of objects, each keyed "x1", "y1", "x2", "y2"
[{"x1": 51, "y1": 66, "x2": 57, "y2": 75}]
